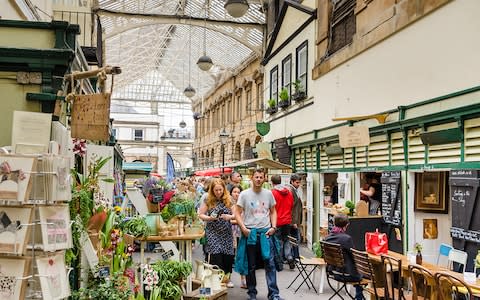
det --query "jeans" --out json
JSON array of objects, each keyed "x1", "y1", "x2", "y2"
[
  {"x1": 274, "y1": 225, "x2": 293, "y2": 261},
  {"x1": 290, "y1": 226, "x2": 301, "y2": 259},
  {"x1": 246, "y1": 234, "x2": 280, "y2": 299}
]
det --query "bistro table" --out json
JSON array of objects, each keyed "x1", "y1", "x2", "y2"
[
  {"x1": 368, "y1": 250, "x2": 480, "y2": 290},
  {"x1": 136, "y1": 232, "x2": 205, "y2": 293}
]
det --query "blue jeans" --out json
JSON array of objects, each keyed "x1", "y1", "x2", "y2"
[
  {"x1": 274, "y1": 225, "x2": 293, "y2": 261},
  {"x1": 246, "y1": 235, "x2": 280, "y2": 299},
  {"x1": 290, "y1": 226, "x2": 301, "y2": 259}
]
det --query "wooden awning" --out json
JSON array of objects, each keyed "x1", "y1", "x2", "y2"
[{"x1": 224, "y1": 158, "x2": 292, "y2": 170}]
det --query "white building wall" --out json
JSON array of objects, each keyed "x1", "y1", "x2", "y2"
[{"x1": 266, "y1": 0, "x2": 480, "y2": 141}]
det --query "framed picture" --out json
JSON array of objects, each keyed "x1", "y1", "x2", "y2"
[
  {"x1": 0, "y1": 206, "x2": 33, "y2": 255},
  {"x1": 36, "y1": 252, "x2": 70, "y2": 300},
  {"x1": 423, "y1": 219, "x2": 438, "y2": 239},
  {"x1": 0, "y1": 256, "x2": 31, "y2": 300},
  {"x1": 38, "y1": 205, "x2": 72, "y2": 251},
  {"x1": 415, "y1": 172, "x2": 448, "y2": 213},
  {"x1": 0, "y1": 155, "x2": 36, "y2": 202}
]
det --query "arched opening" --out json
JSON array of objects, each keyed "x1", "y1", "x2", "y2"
[
  {"x1": 243, "y1": 139, "x2": 254, "y2": 160},
  {"x1": 205, "y1": 150, "x2": 209, "y2": 167},
  {"x1": 234, "y1": 141, "x2": 241, "y2": 161},
  {"x1": 211, "y1": 148, "x2": 215, "y2": 166}
]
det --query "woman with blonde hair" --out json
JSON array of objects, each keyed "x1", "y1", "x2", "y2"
[{"x1": 198, "y1": 178, "x2": 235, "y2": 288}]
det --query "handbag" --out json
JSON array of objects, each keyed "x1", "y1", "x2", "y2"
[{"x1": 365, "y1": 229, "x2": 388, "y2": 255}]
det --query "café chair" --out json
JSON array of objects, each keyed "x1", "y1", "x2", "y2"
[
  {"x1": 320, "y1": 241, "x2": 366, "y2": 300},
  {"x1": 434, "y1": 271, "x2": 477, "y2": 300},
  {"x1": 381, "y1": 254, "x2": 411, "y2": 300},
  {"x1": 351, "y1": 248, "x2": 382, "y2": 299},
  {"x1": 408, "y1": 264, "x2": 436, "y2": 300},
  {"x1": 436, "y1": 243, "x2": 452, "y2": 267},
  {"x1": 448, "y1": 248, "x2": 468, "y2": 273}
]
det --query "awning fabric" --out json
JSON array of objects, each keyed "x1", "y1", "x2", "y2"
[
  {"x1": 224, "y1": 158, "x2": 291, "y2": 170},
  {"x1": 122, "y1": 162, "x2": 153, "y2": 172},
  {"x1": 194, "y1": 167, "x2": 233, "y2": 177}
]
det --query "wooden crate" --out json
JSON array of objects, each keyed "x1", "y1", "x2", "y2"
[{"x1": 183, "y1": 288, "x2": 228, "y2": 300}]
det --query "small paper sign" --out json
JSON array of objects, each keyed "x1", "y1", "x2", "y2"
[{"x1": 338, "y1": 126, "x2": 370, "y2": 148}]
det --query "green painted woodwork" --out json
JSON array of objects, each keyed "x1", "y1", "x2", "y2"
[
  {"x1": 420, "y1": 127, "x2": 462, "y2": 145},
  {"x1": 26, "y1": 93, "x2": 65, "y2": 102}
]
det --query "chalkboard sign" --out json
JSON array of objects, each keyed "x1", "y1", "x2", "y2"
[
  {"x1": 274, "y1": 137, "x2": 291, "y2": 165},
  {"x1": 380, "y1": 171, "x2": 402, "y2": 226}
]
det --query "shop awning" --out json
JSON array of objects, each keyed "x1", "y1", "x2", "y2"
[
  {"x1": 122, "y1": 162, "x2": 153, "y2": 172},
  {"x1": 225, "y1": 158, "x2": 292, "y2": 170},
  {"x1": 194, "y1": 167, "x2": 233, "y2": 177}
]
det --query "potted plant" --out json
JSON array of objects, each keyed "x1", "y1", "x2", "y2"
[
  {"x1": 414, "y1": 242, "x2": 423, "y2": 264},
  {"x1": 292, "y1": 79, "x2": 307, "y2": 102},
  {"x1": 278, "y1": 87, "x2": 290, "y2": 108},
  {"x1": 266, "y1": 98, "x2": 277, "y2": 114}
]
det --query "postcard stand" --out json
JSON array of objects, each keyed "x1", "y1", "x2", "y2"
[{"x1": 0, "y1": 154, "x2": 72, "y2": 299}]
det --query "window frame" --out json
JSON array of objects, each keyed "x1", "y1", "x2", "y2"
[
  {"x1": 270, "y1": 66, "x2": 278, "y2": 101},
  {"x1": 133, "y1": 128, "x2": 144, "y2": 141},
  {"x1": 282, "y1": 54, "x2": 292, "y2": 97},
  {"x1": 296, "y1": 41, "x2": 308, "y2": 95}
]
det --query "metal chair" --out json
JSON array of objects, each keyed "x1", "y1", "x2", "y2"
[
  {"x1": 448, "y1": 248, "x2": 468, "y2": 273},
  {"x1": 320, "y1": 241, "x2": 364, "y2": 300},
  {"x1": 351, "y1": 248, "x2": 382, "y2": 299},
  {"x1": 408, "y1": 264, "x2": 436, "y2": 300},
  {"x1": 381, "y1": 254, "x2": 409, "y2": 300},
  {"x1": 434, "y1": 271, "x2": 476, "y2": 300},
  {"x1": 436, "y1": 243, "x2": 452, "y2": 267}
]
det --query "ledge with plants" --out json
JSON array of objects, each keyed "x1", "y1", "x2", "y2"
[
  {"x1": 266, "y1": 98, "x2": 278, "y2": 114},
  {"x1": 278, "y1": 87, "x2": 290, "y2": 108},
  {"x1": 292, "y1": 80, "x2": 307, "y2": 102}
]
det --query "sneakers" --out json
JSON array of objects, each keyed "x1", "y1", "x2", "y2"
[
  {"x1": 288, "y1": 259, "x2": 295, "y2": 270},
  {"x1": 226, "y1": 281, "x2": 234, "y2": 288}
]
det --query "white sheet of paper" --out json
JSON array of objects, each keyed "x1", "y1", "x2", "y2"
[{"x1": 12, "y1": 111, "x2": 52, "y2": 154}]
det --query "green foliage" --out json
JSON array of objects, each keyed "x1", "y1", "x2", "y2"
[
  {"x1": 161, "y1": 198, "x2": 196, "y2": 222},
  {"x1": 312, "y1": 241, "x2": 323, "y2": 258},
  {"x1": 267, "y1": 98, "x2": 276, "y2": 108},
  {"x1": 148, "y1": 260, "x2": 192, "y2": 300},
  {"x1": 121, "y1": 216, "x2": 149, "y2": 237},
  {"x1": 293, "y1": 79, "x2": 304, "y2": 93},
  {"x1": 279, "y1": 88, "x2": 289, "y2": 102},
  {"x1": 414, "y1": 242, "x2": 423, "y2": 253},
  {"x1": 72, "y1": 272, "x2": 133, "y2": 300},
  {"x1": 345, "y1": 200, "x2": 355, "y2": 216}
]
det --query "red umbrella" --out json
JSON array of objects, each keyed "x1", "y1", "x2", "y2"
[{"x1": 194, "y1": 167, "x2": 233, "y2": 177}]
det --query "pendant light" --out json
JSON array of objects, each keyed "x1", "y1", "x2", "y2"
[
  {"x1": 184, "y1": 22, "x2": 196, "y2": 98},
  {"x1": 197, "y1": 3, "x2": 213, "y2": 71},
  {"x1": 225, "y1": 0, "x2": 249, "y2": 18}
]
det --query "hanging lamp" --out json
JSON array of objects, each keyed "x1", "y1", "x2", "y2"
[
  {"x1": 197, "y1": 4, "x2": 213, "y2": 71},
  {"x1": 225, "y1": 0, "x2": 249, "y2": 18},
  {"x1": 184, "y1": 22, "x2": 196, "y2": 98}
]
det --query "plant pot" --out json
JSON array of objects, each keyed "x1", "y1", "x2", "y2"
[
  {"x1": 278, "y1": 100, "x2": 290, "y2": 108},
  {"x1": 293, "y1": 91, "x2": 306, "y2": 102},
  {"x1": 416, "y1": 252, "x2": 423, "y2": 264},
  {"x1": 266, "y1": 107, "x2": 278, "y2": 114}
]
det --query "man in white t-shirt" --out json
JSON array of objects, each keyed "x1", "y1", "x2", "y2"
[{"x1": 235, "y1": 168, "x2": 283, "y2": 300}]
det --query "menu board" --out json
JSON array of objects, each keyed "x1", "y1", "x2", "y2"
[
  {"x1": 449, "y1": 170, "x2": 480, "y2": 244},
  {"x1": 274, "y1": 137, "x2": 291, "y2": 165},
  {"x1": 380, "y1": 171, "x2": 401, "y2": 226}
]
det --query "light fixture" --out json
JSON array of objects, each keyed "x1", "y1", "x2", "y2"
[
  {"x1": 219, "y1": 128, "x2": 230, "y2": 145},
  {"x1": 179, "y1": 120, "x2": 187, "y2": 128},
  {"x1": 197, "y1": 3, "x2": 213, "y2": 71},
  {"x1": 184, "y1": 20, "x2": 196, "y2": 98},
  {"x1": 225, "y1": 0, "x2": 249, "y2": 18}
]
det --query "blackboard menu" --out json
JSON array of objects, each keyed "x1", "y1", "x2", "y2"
[
  {"x1": 449, "y1": 170, "x2": 479, "y2": 243},
  {"x1": 274, "y1": 137, "x2": 291, "y2": 165},
  {"x1": 380, "y1": 171, "x2": 401, "y2": 226}
]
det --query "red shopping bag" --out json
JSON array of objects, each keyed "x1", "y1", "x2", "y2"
[{"x1": 365, "y1": 229, "x2": 388, "y2": 255}]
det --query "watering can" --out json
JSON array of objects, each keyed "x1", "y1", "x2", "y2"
[{"x1": 201, "y1": 264, "x2": 224, "y2": 291}]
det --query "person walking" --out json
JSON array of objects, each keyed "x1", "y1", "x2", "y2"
[
  {"x1": 234, "y1": 168, "x2": 283, "y2": 300},
  {"x1": 324, "y1": 214, "x2": 365, "y2": 300},
  {"x1": 198, "y1": 178, "x2": 235, "y2": 288},
  {"x1": 270, "y1": 174, "x2": 294, "y2": 269},
  {"x1": 227, "y1": 171, "x2": 242, "y2": 191},
  {"x1": 287, "y1": 173, "x2": 302, "y2": 260}
]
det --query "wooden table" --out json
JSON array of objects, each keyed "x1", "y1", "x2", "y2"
[
  {"x1": 368, "y1": 250, "x2": 480, "y2": 290},
  {"x1": 136, "y1": 232, "x2": 204, "y2": 293}
]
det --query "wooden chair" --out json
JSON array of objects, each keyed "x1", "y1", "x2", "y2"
[
  {"x1": 320, "y1": 241, "x2": 364, "y2": 300},
  {"x1": 381, "y1": 254, "x2": 410, "y2": 300},
  {"x1": 434, "y1": 271, "x2": 476, "y2": 300},
  {"x1": 408, "y1": 264, "x2": 436, "y2": 300},
  {"x1": 351, "y1": 248, "x2": 382, "y2": 299}
]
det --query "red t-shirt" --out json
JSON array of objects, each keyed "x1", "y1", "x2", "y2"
[{"x1": 272, "y1": 186, "x2": 294, "y2": 226}]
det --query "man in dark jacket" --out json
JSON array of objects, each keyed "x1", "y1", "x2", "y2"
[
  {"x1": 286, "y1": 173, "x2": 302, "y2": 260},
  {"x1": 324, "y1": 214, "x2": 365, "y2": 300}
]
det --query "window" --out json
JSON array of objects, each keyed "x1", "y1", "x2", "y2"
[
  {"x1": 133, "y1": 129, "x2": 143, "y2": 141},
  {"x1": 270, "y1": 66, "x2": 278, "y2": 101},
  {"x1": 236, "y1": 93, "x2": 242, "y2": 120},
  {"x1": 112, "y1": 128, "x2": 117, "y2": 138},
  {"x1": 246, "y1": 88, "x2": 252, "y2": 115},
  {"x1": 256, "y1": 81, "x2": 263, "y2": 109},
  {"x1": 296, "y1": 41, "x2": 308, "y2": 94},
  {"x1": 330, "y1": 0, "x2": 356, "y2": 54},
  {"x1": 282, "y1": 55, "x2": 292, "y2": 96}
]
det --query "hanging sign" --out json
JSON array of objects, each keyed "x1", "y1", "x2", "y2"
[
  {"x1": 71, "y1": 93, "x2": 111, "y2": 141},
  {"x1": 338, "y1": 126, "x2": 370, "y2": 148},
  {"x1": 256, "y1": 122, "x2": 270, "y2": 136}
]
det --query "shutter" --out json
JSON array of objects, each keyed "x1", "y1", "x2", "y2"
[
  {"x1": 465, "y1": 117, "x2": 480, "y2": 162},
  {"x1": 328, "y1": 143, "x2": 343, "y2": 168},
  {"x1": 344, "y1": 147, "x2": 354, "y2": 168},
  {"x1": 367, "y1": 134, "x2": 389, "y2": 167},
  {"x1": 408, "y1": 130, "x2": 425, "y2": 165},
  {"x1": 320, "y1": 145, "x2": 329, "y2": 169},
  {"x1": 427, "y1": 122, "x2": 461, "y2": 164},
  {"x1": 304, "y1": 147, "x2": 314, "y2": 170},
  {"x1": 356, "y1": 146, "x2": 367, "y2": 167},
  {"x1": 294, "y1": 148, "x2": 303, "y2": 170},
  {"x1": 390, "y1": 132, "x2": 405, "y2": 166}
]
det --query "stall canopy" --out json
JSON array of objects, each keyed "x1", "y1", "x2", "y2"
[
  {"x1": 225, "y1": 158, "x2": 292, "y2": 170},
  {"x1": 194, "y1": 167, "x2": 233, "y2": 177},
  {"x1": 122, "y1": 162, "x2": 153, "y2": 172}
]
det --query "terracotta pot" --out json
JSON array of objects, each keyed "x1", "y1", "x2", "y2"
[{"x1": 87, "y1": 211, "x2": 107, "y2": 232}]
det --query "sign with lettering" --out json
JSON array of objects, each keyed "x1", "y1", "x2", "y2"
[
  {"x1": 380, "y1": 171, "x2": 402, "y2": 226},
  {"x1": 274, "y1": 137, "x2": 291, "y2": 165},
  {"x1": 71, "y1": 93, "x2": 111, "y2": 141},
  {"x1": 338, "y1": 126, "x2": 370, "y2": 148},
  {"x1": 450, "y1": 227, "x2": 480, "y2": 244}
]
